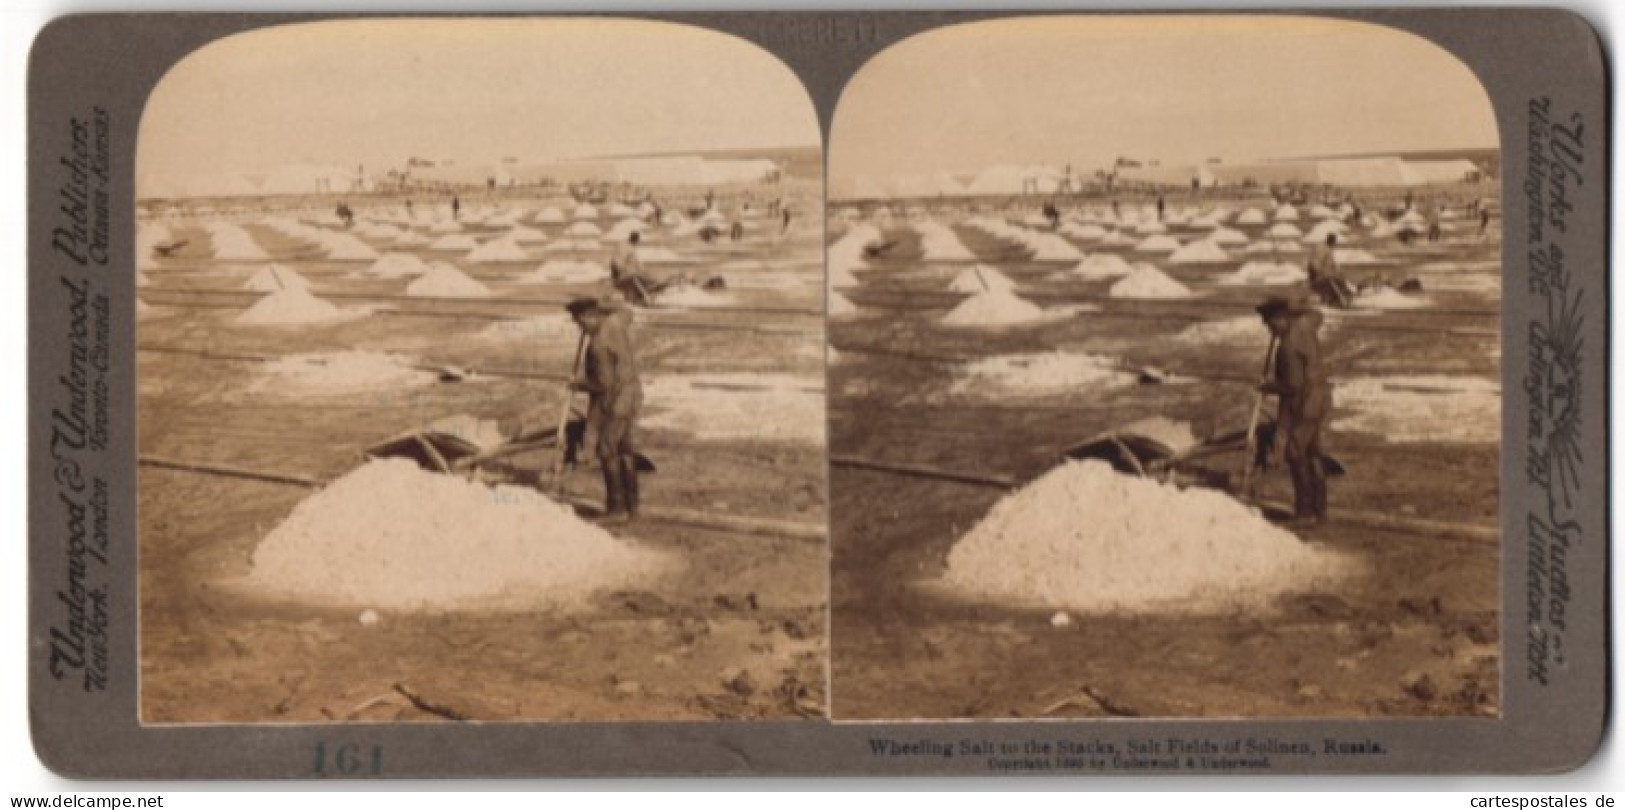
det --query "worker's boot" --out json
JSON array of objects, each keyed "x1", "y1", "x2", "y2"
[
  {"x1": 599, "y1": 465, "x2": 627, "y2": 524},
  {"x1": 621, "y1": 456, "x2": 639, "y2": 520}
]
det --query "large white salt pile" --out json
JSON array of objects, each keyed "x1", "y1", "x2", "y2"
[
  {"x1": 208, "y1": 223, "x2": 269, "y2": 261},
  {"x1": 1267, "y1": 223, "x2": 1303, "y2": 239},
  {"x1": 566, "y1": 221, "x2": 603, "y2": 238},
  {"x1": 1208, "y1": 226, "x2": 1249, "y2": 246},
  {"x1": 254, "y1": 351, "x2": 433, "y2": 393},
  {"x1": 1109, "y1": 265, "x2": 1191, "y2": 299},
  {"x1": 1273, "y1": 204, "x2": 1300, "y2": 222},
  {"x1": 948, "y1": 264, "x2": 1016, "y2": 293},
  {"x1": 572, "y1": 203, "x2": 600, "y2": 221},
  {"x1": 1219, "y1": 261, "x2": 1306, "y2": 286},
  {"x1": 642, "y1": 373, "x2": 824, "y2": 444},
  {"x1": 243, "y1": 264, "x2": 310, "y2": 292},
  {"x1": 464, "y1": 237, "x2": 530, "y2": 263},
  {"x1": 1133, "y1": 234, "x2": 1181, "y2": 253},
  {"x1": 1235, "y1": 208, "x2": 1268, "y2": 226},
  {"x1": 1072, "y1": 253, "x2": 1135, "y2": 280},
  {"x1": 521, "y1": 260, "x2": 606, "y2": 284},
  {"x1": 915, "y1": 222, "x2": 976, "y2": 261},
  {"x1": 365, "y1": 252, "x2": 431, "y2": 278},
  {"x1": 1333, "y1": 375, "x2": 1499, "y2": 443},
  {"x1": 406, "y1": 262, "x2": 491, "y2": 298},
  {"x1": 236, "y1": 286, "x2": 360, "y2": 326},
  {"x1": 829, "y1": 292, "x2": 858, "y2": 316},
  {"x1": 1168, "y1": 239, "x2": 1231, "y2": 265},
  {"x1": 1353, "y1": 287, "x2": 1428, "y2": 310},
  {"x1": 939, "y1": 459, "x2": 1349, "y2": 613},
  {"x1": 952, "y1": 352, "x2": 1133, "y2": 396},
  {"x1": 245, "y1": 458, "x2": 662, "y2": 610},
  {"x1": 429, "y1": 234, "x2": 479, "y2": 251},
  {"x1": 319, "y1": 233, "x2": 379, "y2": 261},
  {"x1": 1025, "y1": 233, "x2": 1084, "y2": 262},
  {"x1": 940, "y1": 287, "x2": 1047, "y2": 327}
]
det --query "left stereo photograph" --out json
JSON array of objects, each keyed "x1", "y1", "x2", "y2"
[{"x1": 134, "y1": 18, "x2": 829, "y2": 724}]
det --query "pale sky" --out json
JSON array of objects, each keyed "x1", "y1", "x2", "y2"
[
  {"x1": 831, "y1": 16, "x2": 1498, "y2": 188},
  {"x1": 138, "y1": 19, "x2": 820, "y2": 198}
]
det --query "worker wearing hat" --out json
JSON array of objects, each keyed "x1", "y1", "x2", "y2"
[
  {"x1": 1256, "y1": 295, "x2": 1332, "y2": 527},
  {"x1": 566, "y1": 297, "x2": 644, "y2": 524}
]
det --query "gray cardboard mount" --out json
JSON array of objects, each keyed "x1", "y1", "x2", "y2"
[{"x1": 27, "y1": 9, "x2": 1609, "y2": 777}]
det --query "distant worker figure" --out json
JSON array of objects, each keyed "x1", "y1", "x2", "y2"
[
  {"x1": 335, "y1": 201, "x2": 354, "y2": 228},
  {"x1": 404, "y1": 199, "x2": 414, "y2": 219},
  {"x1": 451, "y1": 195, "x2": 461, "y2": 221},
  {"x1": 1306, "y1": 233, "x2": 1352, "y2": 308},
  {"x1": 729, "y1": 211, "x2": 745, "y2": 242},
  {"x1": 1042, "y1": 201, "x2": 1060, "y2": 230},
  {"x1": 566, "y1": 298, "x2": 644, "y2": 525},
  {"x1": 781, "y1": 203, "x2": 793, "y2": 234},
  {"x1": 1156, "y1": 193, "x2": 1166, "y2": 222},
  {"x1": 609, "y1": 232, "x2": 651, "y2": 306},
  {"x1": 1479, "y1": 207, "x2": 1492, "y2": 236},
  {"x1": 1256, "y1": 296, "x2": 1332, "y2": 528}
]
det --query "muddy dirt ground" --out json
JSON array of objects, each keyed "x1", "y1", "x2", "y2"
[
  {"x1": 138, "y1": 183, "x2": 828, "y2": 724},
  {"x1": 828, "y1": 198, "x2": 1501, "y2": 720}
]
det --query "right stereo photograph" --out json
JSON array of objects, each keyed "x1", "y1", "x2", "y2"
[{"x1": 826, "y1": 16, "x2": 1503, "y2": 720}]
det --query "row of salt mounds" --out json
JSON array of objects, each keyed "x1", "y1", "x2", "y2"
[
  {"x1": 642, "y1": 373, "x2": 825, "y2": 444},
  {"x1": 1072, "y1": 253, "x2": 1134, "y2": 280},
  {"x1": 208, "y1": 223, "x2": 269, "y2": 261},
  {"x1": 254, "y1": 351, "x2": 434, "y2": 394},
  {"x1": 245, "y1": 457, "x2": 663, "y2": 610},
  {"x1": 951, "y1": 352, "x2": 1133, "y2": 396},
  {"x1": 938, "y1": 459, "x2": 1349, "y2": 613},
  {"x1": 465, "y1": 236, "x2": 530, "y2": 263},
  {"x1": 1219, "y1": 261, "x2": 1305, "y2": 286},
  {"x1": 948, "y1": 264, "x2": 1015, "y2": 293},
  {"x1": 1134, "y1": 234, "x2": 1181, "y2": 254},
  {"x1": 1167, "y1": 238, "x2": 1231, "y2": 265},
  {"x1": 915, "y1": 222, "x2": 976, "y2": 261},
  {"x1": 1333, "y1": 375, "x2": 1499, "y2": 444},
  {"x1": 237, "y1": 285, "x2": 363, "y2": 326},
  {"x1": 1208, "y1": 226, "x2": 1250, "y2": 246},
  {"x1": 243, "y1": 263, "x2": 310, "y2": 292},
  {"x1": 1023, "y1": 233, "x2": 1084, "y2": 262},
  {"x1": 940, "y1": 286, "x2": 1047, "y2": 326},
  {"x1": 318, "y1": 232, "x2": 380, "y2": 261},
  {"x1": 1109, "y1": 264, "x2": 1191, "y2": 299},
  {"x1": 1235, "y1": 208, "x2": 1269, "y2": 226},
  {"x1": 366, "y1": 252, "x2": 431, "y2": 279},
  {"x1": 429, "y1": 233, "x2": 478, "y2": 251},
  {"x1": 828, "y1": 292, "x2": 858, "y2": 316},
  {"x1": 521, "y1": 259, "x2": 606, "y2": 284},
  {"x1": 406, "y1": 261, "x2": 490, "y2": 298}
]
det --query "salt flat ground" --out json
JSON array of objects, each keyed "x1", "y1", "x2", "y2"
[
  {"x1": 137, "y1": 185, "x2": 828, "y2": 723},
  {"x1": 828, "y1": 198, "x2": 1501, "y2": 720}
]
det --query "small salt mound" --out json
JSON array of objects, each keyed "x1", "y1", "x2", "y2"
[
  {"x1": 1168, "y1": 239, "x2": 1231, "y2": 264},
  {"x1": 1334, "y1": 375, "x2": 1499, "y2": 444},
  {"x1": 1267, "y1": 223, "x2": 1303, "y2": 239},
  {"x1": 1235, "y1": 208, "x2": 1268, "y2": 226},
  {"x1": 245, "y1": 458, "x2": 662, "y2": 610},
  {"x1": 1274, "y1": 204, "x2": 1300, "y2": 221},
  {"x1": 1353, "y1": 287, "x2": 1427, "y2": 310},
  {"x1": 478, "y1": 314, "x2": 579, "y2": 344},
  {"x1": 657, "y1": 284, "x2": 731, "y2": 308},
  {"x1": 572, "y1": 203, "x2": 599, "y2": 220},
  {"x1": 1176, "y1": 316, "x2": 1269, "y2": 345},
  {"x1": 829, "y1": 293, "x2": 858, "y2": 316},
  {"x1": 566, "y1": 221, "x2": 603, "y2": 238},
  {"x1": 1110, "y1": 265, "x2": 1191, "y2": 299},
  {"x1": 940, "y1": 460, "x2": 1348, "y2": 613},
  {"x1": 642, "y1": 373, "x2": 824, "y2": 444},
  {"x1": 533, "y1": 206, "x2": 566, "y2": 224},
  {"x1": 208, "y1": 223, "x2": 268, "y2": 261},
  {"x1": 429, "y1": 234, "x2": 478, "y2": 251},
  {"x1": 940, "y1": 287, "x2": 1046, "y2": 326},
  {"x1": 1025, "y1": 233, "x2": 1084, "y2": 262},
  {"x1": 1072, "y1": 253, "x2": 1134, "y2": 280},
  {"x1": 243, "y1": 264, "x2": 310, "y2": 292},
  {"x1": 1208, "y1": 226, "x2": 1249, "y2": 246},
  {"x1": 916, "y1": 222, "x2": 976, "y2": 261},
  {"x1": 1219, "y1": 261, "x2": 1305, "y2": 286},
  {"x1": 365, "y1": 252, "x2": 431, "y2": 278},
  {"x1": 406, "y1": 262, "x2": 490, "y2": 298},
  {"x1": 948, "y1": 264, "x2": 1015, "y2": 293},
  {"x1": 1133, "y1": 234, "x2": 1181, "y2": 253},
  {"x1": 636, "y1": 246, "x2": 694, "y2": 264},
  {"x1": 952, "y1": 352, "x2": 1132, "y2": 396},
  {"x1": 506, "y1": 225, "x2": 549, "y2": 244},
  {"x1": 321, "y1": 233, "x2": 379, "y2": 261},
  {"x1": 518, "y1": 260, "x2": 606, "y2": 284},
  {"x1": 1098, "y1": 230, "x2": 1136, "y2": 247},
  {"x1": 464, "y1": 237, "x2": 529, "y2": 263},
  {"x1": 256, "y1": 351, "x2": 432, "y2": 392},
  {"x1": 1334, "y1": 248, "x2": 1383, "y2": 266},
  {"x1": 237, "y1": 286, "x2": 361, "y2": 326}
]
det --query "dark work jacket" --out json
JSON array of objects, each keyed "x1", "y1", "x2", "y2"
[
  {"x1": 1272, "y1": 310, "x2": 1331, "y2": 424},
  {"x1": 582, "y1": 307, "x2": 643, "y2": 420}
]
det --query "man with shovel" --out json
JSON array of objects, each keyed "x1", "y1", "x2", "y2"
[
  {"x1": 1256, "y1": 295, "x2": 1332, "y2": 528},
  {"x1": 566, "y1": 297, "x2": 644, "y2": 524}
]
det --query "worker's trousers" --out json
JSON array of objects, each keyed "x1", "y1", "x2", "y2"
[
  {"x1": 592, "y1": 410, "x2": 640, "y2": 516},
  {"x1": 1282, "y1": 410, "x2": 1329, "y2": 521}
]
